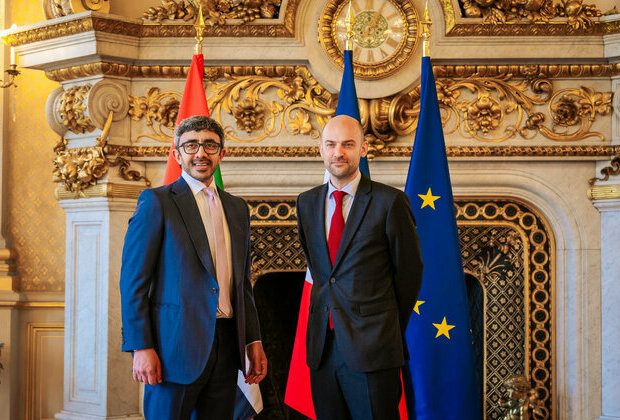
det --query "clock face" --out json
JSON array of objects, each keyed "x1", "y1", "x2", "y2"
[{"x1": 319, "y1": 0, "x2": 419, "y2": 80}]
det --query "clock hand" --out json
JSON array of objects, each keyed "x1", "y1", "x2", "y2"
[{"x1": 363, "y1": 2, "x2": 387, "y2": 39}]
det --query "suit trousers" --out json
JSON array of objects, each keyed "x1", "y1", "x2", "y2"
[
  {"x1": 143, "y1": 318, "x2": 239, "y2": 420},
  {"x1": 309, "y1": 329, "x2": 401, "y2": 420}
]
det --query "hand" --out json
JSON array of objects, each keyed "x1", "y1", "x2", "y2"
[
  {"x1": 132, "y1": 348, "x2": 162, "y2": 385},
  {"x1": 245, "y1": 342, "x2": 267, "y2": 384}
]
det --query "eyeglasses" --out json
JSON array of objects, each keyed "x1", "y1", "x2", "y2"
[{"x1": 178, "y1": 141, "x2": 222, "y2": 155}]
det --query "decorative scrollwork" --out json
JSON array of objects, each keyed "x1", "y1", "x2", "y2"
[
  {"x1": 457, "y1": 0, "x2": 602, "y2": 30},
  {"x1": 57, "y1": 84, "x2": 95, "y2": 134},
  {"x1": 143, "y1": 0, "x2": 283, "y2": 24},
  {"x1": 127, "y1": 65, "x2": 613, "y2": 154},
  {"x1": 53, "y1": 112, "x2": 150, "y2": 195},
  {"x1": 390, "y1": 75, "x2": 612, "y2": 143},
  {"x1": 128, "y1": 87, "x2": 181, "y2": 143},
  {"x1": 589, "y1": 156, "x2": 620, "y2": 185},
  {"x1": 209, "y1": 67, "x2": 334, "y2": 142}
]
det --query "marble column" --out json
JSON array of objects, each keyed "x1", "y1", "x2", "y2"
[
  {"x1": 593, "y1": 74, "x2": 620, "y2": 420},
  {"x1": 56, "y1": 197, "x2": 142, "y2": 420}
]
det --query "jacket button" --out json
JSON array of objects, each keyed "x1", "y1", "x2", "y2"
[
  {"x1": 330, "y1": 277, "x2": 336, "y2": 284},
  {"x1": 212, "y1": 288, "x2": 218, "y2": 295}
]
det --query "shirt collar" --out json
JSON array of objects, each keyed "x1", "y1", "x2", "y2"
[
  {"x1": 181, "y1": 170, "x2": 217, "y2": 197},
  {"x1": 327, "y1": 170, "x2": 362, "y2": 199}
]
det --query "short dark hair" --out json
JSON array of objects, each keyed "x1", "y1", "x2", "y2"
[{"x1": 174, "y1": 115, "x2": 225, "y2": 148}]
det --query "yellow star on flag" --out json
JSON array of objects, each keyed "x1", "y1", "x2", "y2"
[
  {"x1": 418, "y1": 188, "x2": 440, "y2": 210},
  {"x1": 433, "y1": 317, "x2": 455, "y2": 339},
  {"x1": 413, "y1": 300, "x2": 425, "y2": 315}
]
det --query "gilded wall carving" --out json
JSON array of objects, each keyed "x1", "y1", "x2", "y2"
[
  {"x1": 439, "y1": 0, "x2": 617, "y2": 35},
  {"x1": 246, "y1": 198, "x2": 554, "y2": 419},
  {"x1": 124, "y1": 65, "x2": 613, "y2": 159},
  {"x1": 57, "y1": 84, "x2": 95, "y2": 134},
  {"x1": 143, "y1": 0, "x2": 283, "y2": 24}
]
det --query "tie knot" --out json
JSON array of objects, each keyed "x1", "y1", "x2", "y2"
[
  {"x1": 332, "y1": 190, "x2": 346, "y2": 205},
  {"x1": 204, "y1": 185, "x2": 217, "y2": 199}
]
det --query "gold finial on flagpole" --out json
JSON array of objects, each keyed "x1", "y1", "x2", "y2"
[
  {"x1": 345, "y1": 0, "x2": 354, "y2": 51},
  {"x1": 420, "y1": 0, "x2": 432, "y2": 57},
  {"x1": 194, "y1": 5, "x2": 205, "y2": 55}
]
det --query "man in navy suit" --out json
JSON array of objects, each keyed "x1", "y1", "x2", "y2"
[
  {"x1": 296, "y1": 115, "x2": 423, "y2": 419},
  {"x1": 120, "y1": 115, "x2": 267, "y2": 419}
]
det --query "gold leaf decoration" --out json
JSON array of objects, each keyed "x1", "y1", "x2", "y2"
[
  {"x1": 57, "y1": 84, "x2": 95, "y2": 134},
  {"x1": 143, "y1": 0, "x2": 283, "y2": 24},
  {"x1": 126, "y1": 65, "x2": 613, "y2": 154},
  {"x1": 457, "y1": 0, "x2": 602, "y2": 30}
]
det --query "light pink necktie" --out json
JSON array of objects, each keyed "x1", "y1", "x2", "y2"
[{"x1": 204, "y1": 187, "x2": 232, "y2": 317}]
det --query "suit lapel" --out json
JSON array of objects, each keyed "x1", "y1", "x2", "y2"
[
  {"x1": 332, "y1": 175, "x2": 372, "y2": 272},
  {"x1": 308, "y1": 183, "x2": 332, "y2": 274},
  {"x1": 218, "y1": 188, "x2": 245, "y2": 288},
  {"x1": 171, "y1": 178, "x2": 216, "y2": 278}
]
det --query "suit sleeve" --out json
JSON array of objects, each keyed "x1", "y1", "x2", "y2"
[
  {"x1": 386, "y1": 191, "x2": 423, "y2": 335},
  {"x1": 119, "y1": 189, "x2": 163, "y2": 352},
  {"x1": 243, "y1": 203, "x2": 262, "y2": 344}
]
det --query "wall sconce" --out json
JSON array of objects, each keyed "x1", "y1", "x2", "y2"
[{"x1": 1, "y1": 24, "x2": 20, "y2": 88}]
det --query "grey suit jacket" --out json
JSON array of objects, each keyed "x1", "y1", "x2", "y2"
[{"x1": 297, "y1": 175, "x2": 423, "y2": 372}]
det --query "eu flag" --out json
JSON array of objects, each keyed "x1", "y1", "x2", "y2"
[{"x1": 403, "y1": 56, "x2": 481, "y2": 419}]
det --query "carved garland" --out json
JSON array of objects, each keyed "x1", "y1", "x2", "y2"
[
  {"x1": 125, "y1": 65, "x2": 613, "y2": 157},
  {"x1": 143, "y1": 0, "x2": 283, "y2": 24}
]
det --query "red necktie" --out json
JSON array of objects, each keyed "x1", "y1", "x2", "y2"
[{"x1": 327, "y1": 190, "x2": 346, "y2": 329}]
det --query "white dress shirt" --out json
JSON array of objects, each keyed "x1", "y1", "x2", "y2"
[
  {"x1": 324, "y1": 170, "x2": 362, "y2": 239},
  {"x1": 182, "y1": 171, "x2": 233, "y2": 318}
]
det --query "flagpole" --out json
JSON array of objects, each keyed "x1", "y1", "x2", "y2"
[{"x1": 420, "y1": 0, "x2": 431, "y2": 58}]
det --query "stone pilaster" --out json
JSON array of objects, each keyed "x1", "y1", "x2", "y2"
[{"x1": 56, "y1": 197, "x2": 142, "y2": 420}]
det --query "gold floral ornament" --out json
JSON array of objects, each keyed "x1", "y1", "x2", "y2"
[
  {"x1": 58, "y1": 84, "x2": 95, "y2": 134},
  {"x1": 458, "y1": 0, "x2": 602, "y2": 30},
  {"x1": 53, "y1": 112, "x2": 150, "y2": 195},
  {"x1": 144, "y1": 0, "x2": 282, "y2": 24},
  {"x1": 209, "y1": 67, "x2": 334, "y2": 142},
  {"x1": 128, "y1": 87, "x2": 181, "y2": 143},
  {"x1": 390, "y1": 74, "x2": 611, "y2": 143}
]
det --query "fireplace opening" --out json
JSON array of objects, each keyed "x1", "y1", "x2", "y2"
[{"x1": 254, "y1": 271, "x2": 307, "y2": 420}]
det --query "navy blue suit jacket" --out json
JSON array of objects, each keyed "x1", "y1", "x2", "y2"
[
  {"x1": 297, "y1": 175, "x2": 423, "y2": 372},
  {"x1": 120, "y1": 177, "x2": 261, "y2": 384}
]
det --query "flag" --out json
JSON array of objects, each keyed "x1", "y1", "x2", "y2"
[
  {"x1": 284, "y1": 49, "x2": 379, "y2": 419},
  {"x1": 402, "y1": 56, "x2": 481, "y2": 418},
  {"x1": 162, "y1": 53, "x2": 222, "y2": 185},
  {"x1": 173, "y1": 53, "x2": 261, "y2": 420}
]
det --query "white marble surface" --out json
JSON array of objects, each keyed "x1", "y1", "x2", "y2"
[
  {"x1": 594, "y1": 198, "x2": 620, "y2": 420},
  {"x1": 57, "y1": 198, "x2": 141, "y2": 420}
]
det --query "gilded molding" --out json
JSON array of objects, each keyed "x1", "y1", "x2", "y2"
[
  {"x1": 102, "y1": 145, "x2": 620, "y2": 158},
  {"x1": 6, "y1": 0, "x2": 298, "y2": 47},
  {"x1": 143, "y1": 0, "x2": 286, "y2": 25},
  {"x1": 45, "y1": 63, "x2": 620, "y2": 83},
  {"x1": 440, "y1": 0, "x2": 615, "y2": 36},
  {"x1": 55, "y1": 182, "x2": 147, "y2": 200},
  {"x1": 125, "y1": 65, "x2": 613, "y2": 151},
  {"x1": 588, "y1": 184, "x2": 620, "y2": 200}
]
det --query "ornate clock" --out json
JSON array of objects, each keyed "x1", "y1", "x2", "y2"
[{"x1": 318, "y1": 0, "x2": 420, "y2": 80}]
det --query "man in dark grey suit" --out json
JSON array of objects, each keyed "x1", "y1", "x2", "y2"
[
  {"x1": 296, "y1": 115, "x2": 423, "y2": 419},
  {"x1": 120, "y1": 116, "x2": 267, "y2": 419}
]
